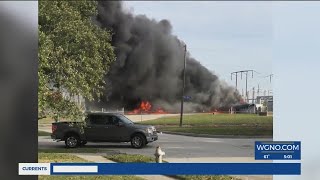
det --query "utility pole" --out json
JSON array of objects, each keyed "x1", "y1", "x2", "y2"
[
  {"x1": 261, "y1": 74, "x2": 274, "y2": 83},
  {"x1": 268, "y1": 74, "x2": 274, "y2": 83},
  {"x1": 231, "y1": 70, "x2": 254, "y2": 103},
  {"x1": 252, "y1": 87, "x2": 255, "y2": 104},
  {"x1": 231, "y1": 73, "x2": 238, "y2": 90},
  {"x1": 245, "y1": 72, "x2": 248, "y2": 102},
  {"x1": 179, "y1": 43, "x2": 187, "y2": 127}
]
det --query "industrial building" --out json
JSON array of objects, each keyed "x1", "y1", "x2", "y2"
[{"x1": 231, "y1": 95, "x2": 273, "y2": 115}]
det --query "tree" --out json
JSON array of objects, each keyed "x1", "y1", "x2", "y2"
[{"x1": 39, "y1": 1, "x2": 115, "y2": 120}]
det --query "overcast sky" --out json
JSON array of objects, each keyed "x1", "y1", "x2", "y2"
[{"x1": 124, "y1": 1, "x2": 273, "y2": 97}]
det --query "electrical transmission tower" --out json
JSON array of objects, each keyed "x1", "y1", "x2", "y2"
[
  {"x1": 262, "y1": 74, "x2": 274, "y2": 83},
  {"x1": 257, "y1": 84, "x2": 262, "y2": 97},
  {"x1": 231, "y1": 70, "x2": 255, "y2": 103},
  {"x1": 252, "y1": 87, "x2": 255, "y2": 104},
  {"x1": 258, "y1": 74, "x2": 274, "y2": 97}
]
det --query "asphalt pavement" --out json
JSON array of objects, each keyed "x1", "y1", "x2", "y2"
[{"x1": 39, "y1": 133, "x2": 272, "y2": 163}]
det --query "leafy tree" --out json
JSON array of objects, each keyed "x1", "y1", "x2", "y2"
[{"x1": 39, "y1": 1, "x2": 115, "y2": 121}]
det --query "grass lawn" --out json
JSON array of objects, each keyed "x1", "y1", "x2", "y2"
[
  {"x1": 139, "y1": 114, "x2": 272, "y2": 136},
  {"x1": 38, "y1": 152, "x2": 88, "y2": 163},
  {"x1": 177, "y1": 176, "x2": 239, "y2": 180},
  {"x1": 139, "y1": 114, "x2": 272, "y2": 126},
  {"x1": 39, "y1": 176, "x2": 143, "y2": 180},
  {"x1": 160, "y1": 126, "x2": 272, "y2": 136},
  {"x1": 38, "y1": 131, "x2": 51, "y2": 136},
  {"x1": 106, "y1": 154, "x2": 155, "y2": 163},
  {"x1": 104, "y1": 154, "x2": 239, "y2": 180},
  {"x1": 38, "y1": 148, "x2": 117, "y2": 154},
  {"x1": 38, "y1": 153, "x2": 143, "y2": 180}
]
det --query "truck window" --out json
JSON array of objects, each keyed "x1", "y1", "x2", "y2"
[
  {"x1": 117, "y1": 114, "x2": 134, "y2": 124},
  {"x1": 105, "y1": 115, "x2": 119, "y2": 125},
  {"x1": 89, "y1": 115, "x2": 108, "y2": 125}
]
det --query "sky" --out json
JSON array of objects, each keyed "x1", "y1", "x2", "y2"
[{"x1": 123, "y1": 1, "x2": 273, "y2": 99}]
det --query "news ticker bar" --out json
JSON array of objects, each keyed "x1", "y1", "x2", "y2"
[
  {"x1": 19, "y1": 163, "x2": 301, "y2": 175},
  {"x1": 255, "y1": 141, "x2": 301, "y2": 160}
]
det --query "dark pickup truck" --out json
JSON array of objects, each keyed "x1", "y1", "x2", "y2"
[{"x1": 51, "y1": 112, "x2": 158, "y2": 148}]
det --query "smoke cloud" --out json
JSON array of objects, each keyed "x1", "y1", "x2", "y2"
[{"x1": 88, "y1": 1, "x2": 241, "y2": 112}]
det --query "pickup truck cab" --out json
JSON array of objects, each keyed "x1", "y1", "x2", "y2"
[{"x1": 51, "y1": 112, "x2": 158, "y2": 148}]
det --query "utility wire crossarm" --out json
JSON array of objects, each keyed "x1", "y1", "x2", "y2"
[{"x1": 265, "y1": 74, "x2": 274, "y2": 83}]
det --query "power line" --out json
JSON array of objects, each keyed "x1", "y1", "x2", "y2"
[{"x1": 256, "y1": 73, "x2": 274, "y2": 82}]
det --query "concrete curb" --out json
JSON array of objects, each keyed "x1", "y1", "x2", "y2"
[{"x1": 161, "y1": 131, "x2": 272, "y2": 139}]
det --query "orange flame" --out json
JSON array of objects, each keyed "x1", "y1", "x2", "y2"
[
  {"x1": 154, "y1": 107, "x2": 166, "y2": 114},
  {"x1": 140, "y1": 101, "x2": 152, "y2": 111},
  {"x1": 127, "y1": 101, "x2": 167, "y2": 114}
]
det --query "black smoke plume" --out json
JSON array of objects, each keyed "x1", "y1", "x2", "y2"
[{"x1": 88, "y1": 1, "x2": 241, "y2": 112}]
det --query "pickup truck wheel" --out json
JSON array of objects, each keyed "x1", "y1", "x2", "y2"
[
  {"x1": 131, "y1": 134, "x2": 146, "y2": 149},
  {"x1": 65, "y1": 135, "x2": 79, "y2": 148}
]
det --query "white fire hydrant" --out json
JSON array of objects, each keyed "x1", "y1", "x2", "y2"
[{"x1": 154, "y1": 146, "x2": 165, "y2": 163}]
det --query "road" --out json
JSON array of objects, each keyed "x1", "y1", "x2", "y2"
[{"x1": 39, "y1": 133, "x2": 271, "y2": 163}]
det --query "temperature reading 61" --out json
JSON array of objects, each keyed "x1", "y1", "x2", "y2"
[{"x1": 284, "y1": 155, "x2": 293, "y2": 159}]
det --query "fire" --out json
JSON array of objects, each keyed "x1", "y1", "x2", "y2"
[
  {"x1": 208, "y1": 108, "x2": 228, "y2": 114},
  {"x1": 154, "y1": 107, "x2": 166, "y2": 114},
  {"x1": 129, "y1": 109, "x2": 140, "y2": 114},
  {"x1": 127, "y1": 101, "x2": 167, "y2": 114},
  {"x1": 140, "y1": 101, "x2": 152, "y2": 111},
  {"x1": 127, "y1": 101, "x2": 151, "y2": 114}
]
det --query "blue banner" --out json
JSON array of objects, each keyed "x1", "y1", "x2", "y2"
[
  {"x1": 50, "y1": 163, "x2": 301, "y2": 175},
  {"x1": 255, "y1": 141, "x2": 301, "y2": 160}
]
